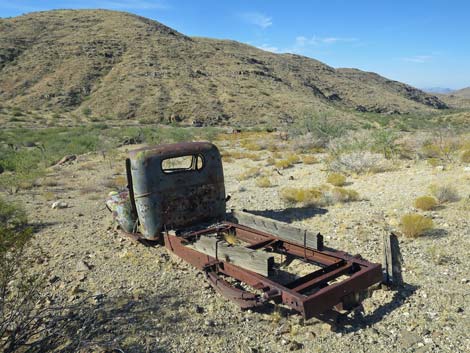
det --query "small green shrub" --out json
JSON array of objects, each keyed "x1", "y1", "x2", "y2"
[
  {"x1": 400, "y1": 214, "x2": 434, "y2": 237},
  {"x1": 327, "y1": 173, "x2": 346, "y2": 186},
  {"x1": 414, "y1": 196, "x2": 438, "y2": 210},
  {"x1": 81, "y1": 107, "x2": 92, "y2": 117}
]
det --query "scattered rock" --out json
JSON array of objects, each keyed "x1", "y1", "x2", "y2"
[
  {"x1": 49, "y1": 275, "x2": 60, "y2": 284},
  {"x1": 289, "y1": 341, "x2": 303, "y2": 351},
  {"x1": 399, "y1": 330, "x2": 421, "y2": 348},
  {"x1": 51, "y1": 201, "x2": 68, "y2": 209},
  {"x1": 204, "y1": 319, "x2": 215, "y2": 327}
]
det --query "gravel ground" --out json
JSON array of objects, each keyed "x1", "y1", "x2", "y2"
[{"x1": 6, "y1": 143, "x2": 470, "y2": 353}]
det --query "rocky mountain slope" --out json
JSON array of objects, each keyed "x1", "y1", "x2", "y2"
[{"x1": 0, "y1": 9, "x2": 448, "y2": 125}]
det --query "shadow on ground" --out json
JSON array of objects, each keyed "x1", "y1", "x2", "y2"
[
  {"x1": 317, "y1": 283, "x2": 418, "y2": 333},
  {"x1": 245, "y1": 206, "x2": 328, "y2": 223}
]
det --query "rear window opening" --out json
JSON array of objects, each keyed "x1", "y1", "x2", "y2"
[{"x1": 161, "y1": 154, "x2": 204, "y2": 173}]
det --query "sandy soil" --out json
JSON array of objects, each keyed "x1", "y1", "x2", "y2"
[{"x1": 6, "y1": 142, "x2": 470, "y2": 353}]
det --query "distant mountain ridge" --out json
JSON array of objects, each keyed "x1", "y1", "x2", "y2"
[
  {"x1": 0, "y1": 9, "x2": 448, "y2": 125},
  {"x1": 422, "y1": 87, "x2": 455, "y2": 94}
]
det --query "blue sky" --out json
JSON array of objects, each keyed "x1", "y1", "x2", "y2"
[{"x1": 1, "y1": 0, "x2": 469, "y2": 89}]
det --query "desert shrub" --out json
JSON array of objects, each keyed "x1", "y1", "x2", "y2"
[
  {"x1": 255, "y1": 177, "x2": 273, "y2": 188},
  {"x1": 274, "y1": 159, "x2": 293, "y2": 169},
  {"x1": 291, "y1": 133, "x2": 326, "y2": 152},
  {"x1": 429, "y1": 184, "x2": 460, "y2": 203},
  {"x1": 400, "y1": 214, "x2": 434, "y2": 237},
  {"x1": 427, "y1": 158, "x2": 441, "y2": 167},
  {"x1": 331, "y1": 187, "x2": 359, "y2": 202},
  {"x1": 460, "y1": 150, "x2": 470, "y2": 163},
  {"x1": 414, "y1": 196, "x2": 438, "y2": 210},
  {"x1": 301, "y1": 155, "x2": 318, "y2": 164},
  {"x1": 0, "y1": 197, "x2": 42, "y2": 352},
  {"x1": 326, "y1": 173, "x2": 346, "y2": 186},
  {"x1": 81, "y1": 106, "x2": 92, "y2": 117},
  {"x1": 280, "y1": 187, "x2": 323, "y2": 206},
  {"x1": 241, "y1": 141, "x2": 263, "y2": 151},
  {"x1": 418, "y1": 130, "x2": 460, "y2": 162},
  {"x1": 280, "y1": 185, "x2": 359, "y2": 206},
  {"x1": 285, "y1": 153, "x2": 301, "y2": 164},
  {"x1": 370, "y1": 129, "x2": 400, "y2": 158},
  {"x1": 328, "y1": 151, "x2": 392, "y2": 174}
]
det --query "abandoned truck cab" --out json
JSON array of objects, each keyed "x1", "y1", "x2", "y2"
[
  {"x1": 108, "y1": 141, "x2": 383, "y2": 319},
  {"x1": 128, "y1": 142, "x2": 226, "y2": 240}
]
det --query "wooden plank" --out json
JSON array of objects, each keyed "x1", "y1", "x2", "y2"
[
  {"x1": 230, "y1": 210, "x2": 323, "y2": 250},
  {"x1": 382, "y1": 233, "x2": 403, "y2": 287},
  {"x1": 187, "y1": 235, "x2": 274, "y2": 277}
]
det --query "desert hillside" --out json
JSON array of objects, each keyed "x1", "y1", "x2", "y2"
[{"x1": 0, "y1": 9, "x2": 448, "y2": 125}]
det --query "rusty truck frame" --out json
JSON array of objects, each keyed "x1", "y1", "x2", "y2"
[{"x1": 107, "y1": 142, "x2": 382, "y2": 320}]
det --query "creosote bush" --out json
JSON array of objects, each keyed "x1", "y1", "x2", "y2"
[
  {"x1": 414, "y1": 196, "x2": 438, "y2": 210},
  {"x1": 400, "y1": 214, "x2": 434, "y2": 237},
  {"x1": 327, "y1": 173, "x2": 346, "y2": 186}
]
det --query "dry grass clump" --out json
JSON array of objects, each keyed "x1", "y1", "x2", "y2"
[
  {"x1": 280, "y1": 185, "x2": 359, "y2": 206},
  {"x1": 223, "y1": 150, "x2": 262, "y2": 161},
  {"x1": 326, "y1": 173, "x2": 346, "y2": 186},
  {"x1": 330, "y1": 187, "x2": 359, "y2": 202},
  {"x1": 414, "y1": 196, "x2": 438, "y2": 210},
  {"x1": 237, "y1": 167, "x2": 261, "y2": 181},
  {"x1": 241, "y1": 141, "x2": 263, "y2": 151},
  {"x1": 255, "y1": 176, "x2": 273, "y2": 188},
  {"x1": 301, "y1": 155, "x2": 318, "y2": 164},
  {"x1": 460, "y1": 150, "x2": 470, "y2": 163},
  {"x1": 285, "y1": 153, "x2": 301, "y2": 164},
  {"x1": 280, "y1": 187, "x2": 323, "y2": 206},
  {"x1": 429, "y1": 184, "x2": 460, "y2": 203},
  {"x1": 400, "y1": 214, "x2": 434, "y2": 237},
  {"x1": 274, "y1": 159, "x2": 293, "y2": 169}
]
